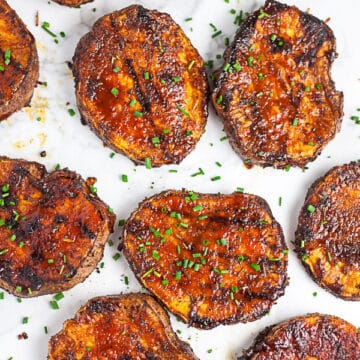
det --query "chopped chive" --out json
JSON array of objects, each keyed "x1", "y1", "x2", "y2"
[
  {"x1": 121, "y1": 174, "x2": 128, "y2": 183},
  {"x1": 129, "y1": 99, "x2": 137, "y2": 107},
  {"x1": 133, "y1": 111, "x2": 143, "y2": 117},
  {"x1": 44, "y1": 326, "x2": 48, "y2": 334},
  {"x1": 50, "y1": 300, "x2": 59, "y2": 310},
  {"x1": 110, "y1": 87, "x2": 119, "y2": 96},
  {"x1": 143, "y1": 72, "x2": 150, "y2": 80},
  {"x1": 250, "y1": 262, "x2": 261, "y2": 271},
  {"x1": 54, "y1": 292, "x2": 64, "y2": 301},
  {"x1": 198, "y1": 215, "x2": 208, "y2": 220},
  {"x1": 194, "y1": 263, "x2": 200, "y2": 272},
  {"x1": 302, "y1": 254, "x2": 309, "y2": 261},
  {"x1": 247, "y1": 56, "x2": 254, "y2": 67},
  {"x1": 191, "y1": 168, "x2": 204, "y2": 177},
  {"x1": 177, "y1": 105, "x2": 190, "y2": 117},
  {"x1": 112, "y1": 253, "x2": 121, "y2": 261},
  {"x1": 268, "y1": 257, "x2": 280, "y2": 262},
  {"x1": 258, "y1": 8, "x2": 269, "y2": 19},
  {"x1": 175, "y1": 271, "x2": 181, "y2": 280},
  {"x1": 172, "y1": 76, "x2": 181, "y2": 82},
  {"x1": 185, "y1": 17, "x2": 193, "y2": 22},
  {"x1": 22, "y1": 317, "x2": 29, "y2": 324},
  {"x1": 292, "y1": 118, "x2": 299, "y2": 126},
  {"x1": 152, "y1": 250, "x2": 160, "y2": 260},
  {"x1": 212, "y1": 30, "x2": 222, "y2": 39},
  {"x1": 188, "y1": 60, "x2": 195, "y2": 69},
  {"x1": 112, "y1": 66, "x2": 120, "y2": 73},
  {"x1": 144, "y1": 157, "x2": 152, "y2": 169},
  {"x1": 233, "y1": 60, "x2": 242, "y2": 72},
  {"x1": 41, "y1": 22, "x2": 57, "y2": 37},
  {"x1": 142, "y1": 268, "x2": 154, "y2": 278},
  {"x1": 193, "y1": 205, "x2": 203, "y2": 212},
  {"x1": 0, "y1": 248, "x2": 8, "y2": 255},
  {"x1": 67, "y1": 108, "x2": 76, "y2": 116},
  {"x1": 216, "y1": 95, "x2": 223, "y2": 104},
  {"x1": 211, "y1": 176, "x2": 221, "y2": 181},
  {"x1": 151, "y1": 137, "x2": 160, "y2": 146},
  {"x1": 307, "y1": 204, "x2": 316, "y2": 213},
  {"x1": 278, "y1": 197, "x2": 282, "y2": 206}
]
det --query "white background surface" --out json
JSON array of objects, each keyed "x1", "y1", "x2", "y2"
[{"x1": 0, "y1": 0, "x2": 359, "y2": 359}]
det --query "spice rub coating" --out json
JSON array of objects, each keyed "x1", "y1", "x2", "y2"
[
  {"x1": 212, "y1": 0, "x2": 343, "y2": 169},
  {"x1": 73, "y1": 5, "x2": 208, "y2": 167},
  {"x1": 0, "y1": 0, "x2": 39, "y2": 120},
  {"x1": 0, "y1": 157, "x2": 115, "y2": 297},
  {"x1": 123, "y1": 190, "x2": 288, "y2": 329},
  {"x1": 238, "y1": 313, "x2": 360, "y2": 359},
  {"x1": 295, "y1": 162, "x2": 360, "y2": 300},
  {"x1": 48, "y1": 293, "x2": 199, "y2": 360},
  {"x1": 52, "y1": 0, "x2": 93, "y2": 7}
]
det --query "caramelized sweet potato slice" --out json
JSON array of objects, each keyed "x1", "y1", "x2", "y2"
[
  {"x1": 295, "y1": 162, "x2": 360, "y2": 300},
  {"x1": 123, "y1": 190, "x2": 288, "y2": 329},
  {"x1": 0, "y1": 0, "x2": 39, "y2": 120},
  {"x1": 48, "y1": 293, "x2": 199, "y2": 360},
  {"x1": 212, "y1": 0, "x2": 343, "y2": 168},
  {"x1": 0, "y1": 157, "x2": 115, "y2": 297},
  {"x1": 73, "y1": 5, "x2": 208, "y2": 167},
  {"x1": 52, "y1": 0, "x2": 93, "y2": 7},
  {"x1": 238, "y1": 313, "x2": 360, "y2": 359}
]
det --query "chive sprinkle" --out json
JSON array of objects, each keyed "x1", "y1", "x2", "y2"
[
  {"x1": 307, "y1": 204, "x2": 316, "y2": 213},
  {"x1": 110, "y1": 87, "x2": 119, "y2": 96},
  {"x1": 250, "y1": 263, "x2": 261, "y2": 271},
  {"x1": 133, "y1": 111, "x2": 143, "y2": 117},
  {"x1": 49, "y1": 300, "x2": 59, "y2": 310},
  {"x1": 144, "y1": 157, "x2": 152, "y2": 169},
  {"x1": 4, "y1": 49, "x2": 11, "y2": 65},
  {"x1": 177, "y1": 105, "x2": 190, "y2": 116}
]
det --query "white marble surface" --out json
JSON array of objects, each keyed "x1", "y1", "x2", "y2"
[{"x1": 1, "y1": 0, "x2": 359, "y2": 359}]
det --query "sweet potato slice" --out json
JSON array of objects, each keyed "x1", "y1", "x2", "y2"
[
  {"x1": 73, "y1": 5, "x2": 208, "y2": 167},
  {"x1": 48, "y1": 293, "x2": 199, "y2": 360},
  {"x1": 295, "y1": 162, "x2": 360, "y2": 300},
  {"x1": 212, "y1": 0, "x2": 343, "y2": 168},
  {"x1": 0, "y1": 157, "x2": 115, "y2": 297},
  {"x1": 0, "y1": 0, "x2": 39, "y2": 120},
  {"x1": 238, "y1": 313, "x2": 360, "y2": 359},
  {"x1": 123, "y1": 190, "x2": 288, "y2": 329}
]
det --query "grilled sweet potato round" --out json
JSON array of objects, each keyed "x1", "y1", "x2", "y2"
[
  {"x1": 123, "y1": 190, "x2": 288, "y2": 329},
  {"x1": 48, "y1": 293, "x2": 199, "y2": 360},
  {"x1": 238, "y1": 313, "x2": 360, "y2": 359},
  {"x1": 52, "y1": 0, "x2": 93, "y2": 7},
  {"x1": 0, "y1": 157, "x2": 115, "y2": 297},
  {"x1": 295, "y1": 162, "x2": 360, "y2": 300},
  {"x1": 212, "y1": 0, "x2": 343, "y2": 169},
  {"x1": 73, "y1": 5, "x2": 208, "y2": 167},
  {"x1": 0, "y1": 0, "x2": 39, "y2": 120}
]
